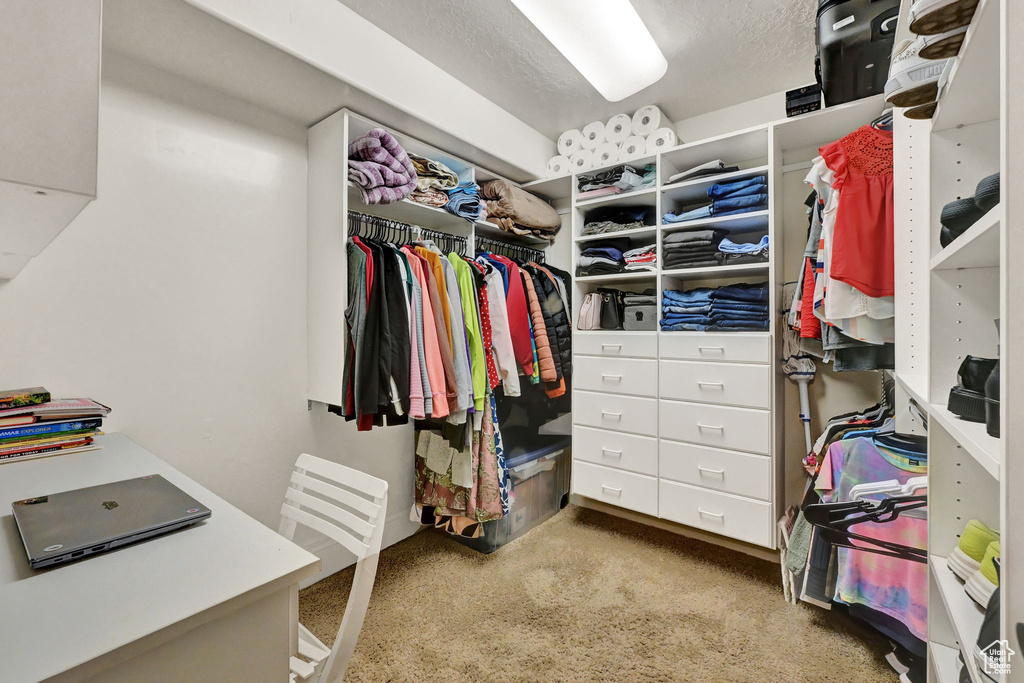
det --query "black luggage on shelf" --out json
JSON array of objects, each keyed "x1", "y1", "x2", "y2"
[{"x1": 816, "y1": 0, "x2": 901, "y2": 107}]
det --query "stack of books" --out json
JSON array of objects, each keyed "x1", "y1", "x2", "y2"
[{"x1": 0, "y1": 387, "x2": 111, "y2": 464}]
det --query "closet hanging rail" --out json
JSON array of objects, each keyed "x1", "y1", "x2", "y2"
[
  {"x1": 347, "y1": 211, "x2": 468, "y2": 256},
  {"x1": 475, "y1": 234, "x2": 546, "y2": 263}
]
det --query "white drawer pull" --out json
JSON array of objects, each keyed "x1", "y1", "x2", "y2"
[
  {"x1": 698, "y1": 346, "x2": 725, "y2": 354},
  {"x1": 601, "y1": 411, "x2": 623, "y2": 419},
  {"x1": 698, "y1": 508, "x2": 725, "y2": 519},
  {"x1": 601, "y1": 343, "x2": 622, "y2": 351},
  {"x1": 698, "y1": 466, "x2": 726, "y2": 476},
  {"x1": 602, "y1": 374, "x2": 623, "y2": 381},
  {"x1": 697, "y1": 381, "x2": 724, "y2": 389},
  {"x1": 601, "y1": 448, "x2": 623, "y2": 458},
  {"x1": 697, "y1": 423, "x2": 725, "y2": 431},
  {"x1": 601, "y1": 485, "x2": 623, "y2": 495}
]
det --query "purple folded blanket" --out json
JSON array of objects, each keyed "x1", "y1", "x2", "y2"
[{"x1": 348, "y1": 129, "x2": 419, "y2": 205}]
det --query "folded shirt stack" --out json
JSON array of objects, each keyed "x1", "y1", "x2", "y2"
[
  {"x1": 661, "y1": 282, "x2": 770, "y2": 332},
  {"x1": 408, "y1": 153, "x2": 459, "y2": 208},
  {"x1": 577, "y1": 164, "x2": 657, "y2": 200},
  {"x1": 662, "y1": 174, "x2": 770, "y2": 224},
  {"x1": 662, "y1": 228, "x2": 728, "y2": 270},
  {"x1": 581, "y1": 205, "x2": 655, "y2": 236},
  {"x1": 665, "y1": 159, "x2": 741, "y2": 184},
  {"x1": 623, "y1": 244, "x2": 657, "y2": 271},
  {"x1": 577, "y1": 246, "x2": 625, "y2": 277},
  {"x1": 444, "y1": 181, "x2": 485, "y2": 220},
  {"x1": 715, "y1": 235, "x2": 770, "y2": 266}
]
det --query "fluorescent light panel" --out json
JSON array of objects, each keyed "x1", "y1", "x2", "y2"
[{"x1": 511, "y1": 0, "x2": 668, "y2": 102}]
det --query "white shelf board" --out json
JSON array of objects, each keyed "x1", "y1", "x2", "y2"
[
  {"x1": 659, "y1": 126, "x2": 769, "y2": 172},
  {"x1": 575, "y1": 226, "x2": 657, "y2": 243},
  {"x1": 662, "y1": 263, "x2": 770, "y2": 279},
  {"x1": 932, "y1": 0, "x2": 1000, "y2": 132},
  {"x1": 348, "y1": 188, "x2": 473, "y2": 233},
  {"x1": 521, "y1": 175, "x2": 572, "y2": 202},
  {"x1": 774, "y1": 96, "x2": 886, "y2": 163},
  {"x1": 931, "y1": 556, "x2": 987, "y2": 681},
  {"x1": 895, "y1": 372, "x2": 929, "y2": 406},
  {"x1": 929, "y1": 642, "x2": 963, "y2": 683},
  {"x1": 929, "y1": 404, "x2": 1001, "y2": 480},
  {"x1": 575, "y1": 186, "x2": 657, "y2": 209},
  {"x1": 576, "y1": 329, "x2": 657, "y2": 336},
  {"x1": 576, "y1": 271, "x2": 657, "y2": 285},
  {"x1": 474, "y1": 221, "x2": 550, "y2": 247},
  {"x1": 930, "y1": 206, "x2": 1000, "y2": 270},
  {"x1": 660, "y1": 165, "x2": 770, "y2": 206},
  {"x1": 660, "y1": 210, "x2": 770, "y2": 234}
]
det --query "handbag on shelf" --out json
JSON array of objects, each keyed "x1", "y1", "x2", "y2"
[
  {"x1": 578, "y1": 292, "x2": 602, "y2": 330},
  {"x1": 599, "y1": 289, "x2": 625, "y2": 330}
]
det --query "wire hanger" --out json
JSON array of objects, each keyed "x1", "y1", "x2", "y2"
[{"x1": 872, "y1": 108, "x2": 894, "y2": 131}]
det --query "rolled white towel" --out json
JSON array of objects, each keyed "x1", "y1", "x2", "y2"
[
  {"x1": 619, "y1": 136, "x2": 647, "y2": 160},
  {"x1": 557, "y1": 129, "x2": 585, "y2": 156},
  {"x1": 604, "y1": 113, "x2": 632, "y2": 144},
  {"x1": 546, "y1": 155, "x2": 571, "y2": 178},
  {"x1": 570, "y1": 148, "x2": 594, "y2": 172},
  {"x1": 581, "y1": 120, "x2": 605, "y2": 150},
  {"x1": 645, "y1": 127, "x2": 678, "y2": 154},
  {"x1": 632, "y1": 105, "x2": 672, "y2": 137}
]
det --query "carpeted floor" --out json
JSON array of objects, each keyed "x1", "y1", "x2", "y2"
[{"x1": 300, "y1": 505, "x2": 895, "y2": 682}]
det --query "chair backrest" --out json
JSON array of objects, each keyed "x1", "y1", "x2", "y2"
[{"x1": 279, "y1": 453, "x2": 388, "y2": 683}]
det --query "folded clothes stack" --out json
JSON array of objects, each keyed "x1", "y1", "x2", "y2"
[
  {"x1": 348, "y1": 128, "x2": 419, "y2": 205},
  {"x1": 662, "y1": 174, "x2": 769, "y2": 224},
  {"x1": 665, "y1": 159, "x2": 741, "y2": 184},
  {"x1": 577, "y1": 164, "x2": 656, "y2": 200},
  {"x1": 444, "y1": 181, "x2": 485, "y2": 221},
  {"x1": 580, "y1": 205, "x2": 655, "y2": 236},
  {"x1": 661, "y1": 282, "x2": 770, "y2": 331},
  {"x1": 624, "y1": 244, "x2": 657, "y2": 271},
  {"x1": 409, "y1": 153, "x2": 459, "y2": 207},
  {"x1": 479, "y1": 179, "x2": 561, "y2": 240},
  {"x1": 662, "y1": 228, "x2": 728, "y2": 269},
  {"x1": 716, "y1": 235, "x2": 770, "y2": 266}
]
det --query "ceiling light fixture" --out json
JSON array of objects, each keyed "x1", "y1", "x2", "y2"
[{"x1": 510, "y1": 0, "x2": 668, "y2": 102}]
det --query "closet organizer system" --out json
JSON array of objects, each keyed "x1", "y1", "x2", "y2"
[{"x1": 568, "y1": 96, "x2": 899, "y2": 551}]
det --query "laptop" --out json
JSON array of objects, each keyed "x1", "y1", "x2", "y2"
[{"x1": 12, "y1": 474, "x2": 211, "y2": 569}]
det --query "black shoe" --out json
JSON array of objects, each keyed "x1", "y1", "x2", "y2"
[
  {"x1": 985, "y1": 360, "x2": 1000, "y2": 437},
  {"x1": 949, "y1": 356, "x2": 998, "y2": 423},
  {"x1": 973, "y1": 560, "x2": 1001, "y2": 681},
  {"x1": 975, "y1": 173, "x2": 1000, "y2": 213},
  {"x1": 942, "y1": 197, "x2": 986, "y2": 234}
]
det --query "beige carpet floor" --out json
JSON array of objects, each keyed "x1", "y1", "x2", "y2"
[{"x1": 300, "y1": 505, "x2": 895, "y2": 682}]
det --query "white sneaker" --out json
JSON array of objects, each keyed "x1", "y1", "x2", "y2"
[
  {"x1": 909, "y1": 0, "x2": 979, "y2": 36},
  {"x1": 920, "y1": 25, "x2": 968, "y2": 60},
  {"x1": 884, "y1": 37, "x2": 952, "y2": 108}
]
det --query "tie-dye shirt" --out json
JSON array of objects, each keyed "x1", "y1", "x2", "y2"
[{"x1": 816, "y1": 436, "x2": 928, "y2": 641}]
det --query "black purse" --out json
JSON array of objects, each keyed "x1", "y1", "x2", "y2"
[{"x1": 598, "y1": 289, "x2": 625, "y2": 330}]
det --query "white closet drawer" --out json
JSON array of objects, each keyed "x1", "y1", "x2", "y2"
[
  {"x1": 575, "y1": 332, "x2": 657, "y2": 359},
  {"x1": 574, "y1": 391, "x2": 658, "y2": 436},
  {"x1": 573, "y1": 426, "x2": 658, "y2": 477},
  {"x1": 659, "y1": 480, "x2": 774, "y2": 547},
  {"x1": 658, "y1": 400, "x2": 771, "y2": 454},
  {"x1": 659, "y1": 441, "x2": 771, "y2": 501},
  {"x1": 659, "y1": 360, "x2": 770, "y2": 408},
  {"x1": 574, "y1": 356, "x2": 658, "y2": 397},
  {"x1": 659, "y1": 332, "x2": 771, "y2": 364},
  {"x1": 573, "y1": 461, "x2": 658, "y2": 516}
]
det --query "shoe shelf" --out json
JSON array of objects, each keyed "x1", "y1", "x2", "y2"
[
  {"x1": 930, "y1": 206, "x2": 1000, "y2": 271},
  {"x1": 661, "y1": 262, "x2": 770, "y2": 279},
  {"x1": 659, "y1": 165, "x2": 770, "y2": 206},
  {"x1": 932, "y1": 0, "x2": 1000, "y2": 132},
  {"x1": 931, "y1": 556, "x2": 988, "y2": 682},
  {"x1": 928, "y1": 642, "x2": 962, "y2": 683},
  {"x1": 575, "y1": 225, "x2": 657, "y2": 244}
]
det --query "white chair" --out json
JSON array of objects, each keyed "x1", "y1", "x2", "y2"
[{"x1": 279, "y1": 453, "x2": 388, "y2": 683}]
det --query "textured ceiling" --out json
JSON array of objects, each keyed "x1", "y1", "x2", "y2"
[{"x1": 335, "y1": 0, "x2": 818, "y2": 139}]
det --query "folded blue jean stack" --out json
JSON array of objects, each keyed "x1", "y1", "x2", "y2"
[
  {"x1": 662, "y1": 174, "x2": 769, "y2": 224},
  {"x1": 661, "y1": 281, "x2": 770, "y2": 331}
]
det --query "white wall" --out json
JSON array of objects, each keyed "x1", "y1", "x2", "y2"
[
  {"x1": 676, "y1": 91, "x2": 787, "y2": 143},
  {"x1": 0, "y1": 57, "x2": 419, "y2": 576}
]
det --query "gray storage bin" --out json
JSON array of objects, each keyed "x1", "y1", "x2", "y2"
[{"x1": 623, "y1": 304, "x2": 657, "y2": 331}]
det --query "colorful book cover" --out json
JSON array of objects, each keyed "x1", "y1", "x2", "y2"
[
  {"x1": 0, "y1": 398, "x2": 110, "y2": 418},
  {"x1": 0, "y1": 437, "x2": 96, "y2": 461},
  {"x1": 0, "y1": 388, "x2": 50, "y2": 410},
  {"x1": 0, "y1": 418, "x2": 103, "y2": 441},
  {"x1": 0, "y1": 429, "x2": 99, "y2": 448},
  {"x1": 0, "y1": 415, "x2": 36, "y2": 427}
]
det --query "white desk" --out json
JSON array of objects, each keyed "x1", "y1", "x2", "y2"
[{"x1": 0, "y1": 433, "x2": 320, "y2": 682}]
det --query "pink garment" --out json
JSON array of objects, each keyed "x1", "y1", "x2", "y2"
[
  {"x1": 399, "y1": 252, "x2": 425, "y2": 420},
  {"x1": 403, "y1": 248, "x2": 448, "y2": 418},
  {"x1": 576, "y1": 186, "x2": 624, "y2": 200}
]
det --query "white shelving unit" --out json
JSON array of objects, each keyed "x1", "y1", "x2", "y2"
[{"x1": 307, "y1": 108, "x2": 560, "y2": 406}]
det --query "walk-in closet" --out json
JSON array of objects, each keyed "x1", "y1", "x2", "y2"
[{"x1": 1, "y1": 0, "x2": 1021, "y2": 681}]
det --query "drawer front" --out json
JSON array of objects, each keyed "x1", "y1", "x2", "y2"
[
  {"x1": 573, "y1": 461, "x2": 658, "y2": 516},
  {"x1": 659, "y1": 480, "x2": 774, "y2": 547},
  {"x1": 659, "y1": 400, "x2": 771, "y2": 454},
  {"x1": 575, "y1": 356, "x2": 658, "y2": 397},
  {"x1": 574, "y1": 391, "x2": 658, "y2": 436},
  {"x1": 659, "y1": 332, "x2": 771, "y2": 364},
  {"x1": 659, "y1": 360, "x2": 770, "y2": 408},
  {"x1": 574, "y1": 426, "x2": 658, "y2": 476},
  {"x1": 575, "y1": 332, "x2": 657, "y2": 359},
  {"x1": 659, "y1": 441, "x2": 771, "y2": 501}
]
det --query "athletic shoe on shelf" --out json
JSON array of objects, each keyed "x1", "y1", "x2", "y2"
[
  {"x1": 910, "y1": 0, "x2": 980, "y2": 36},
  {"x1": 965, "y1": 540, "x2": 1000, "y2": 606},
  {"x1": 948, "y1": 519, "x2": 1000, "y2": 581},
  {"x1": 974, "y1": 172, "x2": 1000, "y2": 212},
  {"x1": 920, "y1": 25, "x2": 969, "y2": 59},
  {"x1": 904, "y1": 102, "x2": 938, "y2": 120},
  {"x1": 884, "y1": 37, "x2": 953, "y2": 108}
]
